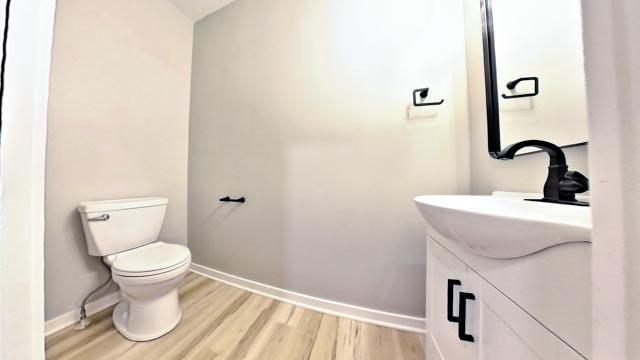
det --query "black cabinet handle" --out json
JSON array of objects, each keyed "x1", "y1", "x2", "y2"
[
  {"x1": 458, "y1": 292, "x2": 476, "y2": 342},
  {"x1": 447, "y1": 279, "x2": 462, "y2": 322}
]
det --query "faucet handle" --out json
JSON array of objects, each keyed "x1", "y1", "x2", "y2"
[{"x1": 560, "y1": 171, "x2": 589, "y2": 194}]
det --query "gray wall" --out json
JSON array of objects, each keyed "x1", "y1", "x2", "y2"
[
  {"x1": 45, "y1": 0, "x2": 193, "y2": 320},
  {"x1": 188, "y1": 0, "x2": 470, "y2": 317},
  {"x1": 462, "y1": 0, "x2": 589, "y2": 195}
]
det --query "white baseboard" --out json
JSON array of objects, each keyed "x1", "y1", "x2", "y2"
[
  {"x1": 190, "y1": 263, "x2": 426, "y2": 333},
  {"x1": 44, "y1": 291, "x2": 120, "y2": 337},
  {"x1": 45, "y1": 266, "x2": 426, "y2": 336}
]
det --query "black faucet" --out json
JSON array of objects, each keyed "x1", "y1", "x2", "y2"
[{"x1": 496, "y1": 140, "x2": 589, "y2": 206}]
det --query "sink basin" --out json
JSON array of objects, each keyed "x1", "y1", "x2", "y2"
[{"x1": 414, "y1": 195, "x2": 591, "y2": 259}]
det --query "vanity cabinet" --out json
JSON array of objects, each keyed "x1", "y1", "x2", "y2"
[
  {"x1": 426, "y1": 238, "x2": 584, "y2": 360},
  {"x1": 426, "y1": 237, "x2": 467, "y2": 360}
]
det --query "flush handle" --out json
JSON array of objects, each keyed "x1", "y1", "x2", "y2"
[{"x1": 88, "y1": 214, "x2": 110, "y2": 222}]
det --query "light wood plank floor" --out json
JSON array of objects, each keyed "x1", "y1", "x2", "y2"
[{"x1": 46, "y1": 272, "x2": 425, "y2": 360}]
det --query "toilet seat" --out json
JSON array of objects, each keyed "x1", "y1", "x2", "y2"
[
  {"x1": 112, "y1": 260, "x2": 191, "y2": 286},
  {"x1": 105, "y1": 242, "x2": 191, "y2": 277}
]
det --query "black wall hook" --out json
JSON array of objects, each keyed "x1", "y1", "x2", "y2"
[
  {"x1": 219, "y1": 196, "x2": 246, "y2": 203},
  {"x1": 501, "y1": 77, "x2": 539, "y2": 99},
  {"x1": 413, "y1": 87, "x2": 445, "y2": 107}
]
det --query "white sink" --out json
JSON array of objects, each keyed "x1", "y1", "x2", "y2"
[{"x1": 414, "y1": 194, "x2": 591, "y2": 259}]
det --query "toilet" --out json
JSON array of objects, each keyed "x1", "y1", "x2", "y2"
[{"x1": 78, "y1": 197, "x2": 191, "y2": 341}]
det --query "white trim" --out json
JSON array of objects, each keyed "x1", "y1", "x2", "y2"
[
  {"x1": 190, "y1": 263, "x2": 426, "y2": 333},
  {"x1": 581, "y1": 0, "x2": 640, "y2": 357},
  {"x1": 0, "y1": 0, "x2": 57, "y2": 357},
  {"x1": 44, "y1": 292, "x2": 120, "y2": 337}
]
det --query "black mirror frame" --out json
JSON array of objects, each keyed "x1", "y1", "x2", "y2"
[
  {"x1": 0, "y1": 0, "x2": 12, "y2": 137},
  {"x1": 479, "y1": 0, "x2": 587, "y2": 158},
  {"x1": 480, "y1": 0, "x2": 502, "y2": 158}
]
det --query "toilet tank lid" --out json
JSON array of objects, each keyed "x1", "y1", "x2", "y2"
[{"x1": 78, "y1": 197, "x2": 168, "y2": 213}]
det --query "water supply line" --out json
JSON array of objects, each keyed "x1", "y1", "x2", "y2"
[{"x1": 75, "y1": 257, "x2": 112, "y2": 330}]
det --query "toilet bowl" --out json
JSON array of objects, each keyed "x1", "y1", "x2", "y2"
[
  {"x1": 78, "y1": 197, "x2": 191, "y2": 341},
  {"x1": 106, "y1": 242, "x2": 191, "y2": 341}
]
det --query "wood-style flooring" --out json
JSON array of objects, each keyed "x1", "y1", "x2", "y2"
[{"x1": 45, "y1": 272, "x2": 425, "y2": 360}]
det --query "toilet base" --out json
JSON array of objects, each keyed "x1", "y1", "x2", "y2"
[{"x1": 112, "y1": 290, "x2": 182, "y2": 342}]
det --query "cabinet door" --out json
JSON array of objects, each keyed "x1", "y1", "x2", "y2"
[
  {"x1": 426, "y1": 238, "x2": 468, "y2": 360},
  {"x1": 464, "y1": 270, "x2": 585, "y2": 360}
]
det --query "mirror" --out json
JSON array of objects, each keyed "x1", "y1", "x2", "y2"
[{"x1": 480, "y1": 0, "x2": 589, "y2": 157}]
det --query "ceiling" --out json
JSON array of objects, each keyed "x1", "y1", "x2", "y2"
[{"x1": 169, "y1": 0, "x2": 238, "y2": 22}]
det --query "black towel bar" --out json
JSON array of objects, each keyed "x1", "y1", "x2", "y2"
[{"x1": 219, "y1": 196, "x2": 246, "y2": 203}]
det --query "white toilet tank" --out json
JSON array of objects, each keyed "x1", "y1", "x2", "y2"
[{"x1": 78, "y1": 197, "x2": 168, "y2": 256}]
